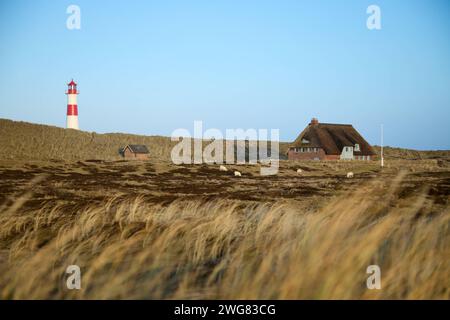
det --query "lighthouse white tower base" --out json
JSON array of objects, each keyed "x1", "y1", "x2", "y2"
[{"x1": 67, "y1": 115, "x2": 79, "y2": 130}]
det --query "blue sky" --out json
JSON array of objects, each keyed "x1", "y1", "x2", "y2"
[{"x1": 0, "y1": 0, "x2": 449, "y2": 150}]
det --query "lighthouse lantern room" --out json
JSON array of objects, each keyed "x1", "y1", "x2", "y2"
[{"x1": 66, "y1": 79, "x2": 79, "y2": 130}]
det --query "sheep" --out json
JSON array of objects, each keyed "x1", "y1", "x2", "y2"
[
  {"x1": 297, "y1": 169, "x2": 303, "y2": 174},
  {"x1": 346, "y1": 172, "x2": 354, "y2": 179},
  {"x1": 234, "y1": 171, "x2": 242, "y2": 177},
  {"x1": 219, "y1": 165, "x2": 228, "y2": 172}
]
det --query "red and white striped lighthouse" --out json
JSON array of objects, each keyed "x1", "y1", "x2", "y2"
[{"x1": 66, "y1": 79, "x2": 79, "y2": 130}]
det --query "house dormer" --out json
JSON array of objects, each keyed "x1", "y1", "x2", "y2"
[{"x1": 340, "y1": 146, "x2": 354, "y2": 160}]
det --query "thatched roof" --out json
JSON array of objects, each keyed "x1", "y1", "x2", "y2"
[
  {"x1": 125, "y1": 145, "x2": 150, "y2": 154},
  {"x1": 290, "y1": 120, "x2": 375, "y2": 156}
]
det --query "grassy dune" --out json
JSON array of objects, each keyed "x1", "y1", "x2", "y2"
[
  {"x1": 0, "y1": 118, "x2": 448, "y2": 299},
  {"x1": 0, "y1": 119, "x2": 175, "y2": 161},
  {"x1": 1, "y1": 118, "x2": 449, "y2": 161},
  {"x1": 0, "y1": 160, "x2": 448, "y2": 299},
  {"x1": 0, "y1": 118, "x2": 285, "y2": 161}
]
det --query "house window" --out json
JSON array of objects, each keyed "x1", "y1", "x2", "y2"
[
  {"x1": 355, "y1": 144, "x2": 360, "y2": 151},
  {"x1": 367, "y1": 156, "x2": 370, "y2": 161}
]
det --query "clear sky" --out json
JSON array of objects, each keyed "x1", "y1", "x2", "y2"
[{"x1": 0, "y1": 0, "x2": 449, "y2": 150}]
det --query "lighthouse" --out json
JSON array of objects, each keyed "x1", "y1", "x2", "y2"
[{"x1": 66, "y1": 79, "x2": 79, "y2": 130}]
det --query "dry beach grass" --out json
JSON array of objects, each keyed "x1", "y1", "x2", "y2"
[
  {"x1": 0, "y1": 119, "x2": 449, "y2": 299},
  {"x1": 0, "y1": 157, "x2": 448, "y2": 299}
]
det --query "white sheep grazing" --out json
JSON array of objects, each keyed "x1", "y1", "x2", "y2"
[
  {"x1": 297, "y1": 169, "x2": 303, "y2": 174},
  {"x1": 234, "y1": 171, "x2": 242, "y2": 177},
  {"x1": 347, "y1": 172, "x2": 354, "y2": 179},
  {"x1": 219, "y1": 165, "x2": 228, "y2": 172}
]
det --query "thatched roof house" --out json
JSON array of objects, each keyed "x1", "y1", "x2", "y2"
[{"x1": 287, "y1": 118, "x2": 376, "y2": 161}]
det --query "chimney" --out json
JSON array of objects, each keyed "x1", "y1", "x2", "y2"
[{"x1": 310, "y1": 117, "x2": 319, "y2": 125}]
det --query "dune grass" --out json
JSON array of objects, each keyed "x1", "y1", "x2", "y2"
[
  {"x1": 0, "y1": 171, "x2": 448, "y2": 299},
  {"x1": 2, "y1": 118, "x2": 449, "y2": 162}
]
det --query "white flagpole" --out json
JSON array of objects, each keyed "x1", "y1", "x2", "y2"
[{"x1": 381, "y1": 124, "x2": 384, "y2": 168}]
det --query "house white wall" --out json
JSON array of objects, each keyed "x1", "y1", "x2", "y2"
[{"x1": 340, "y1": 146, "x2": 354, "y2": 160}]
